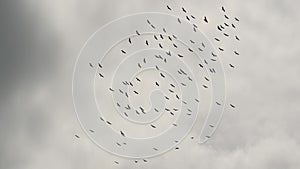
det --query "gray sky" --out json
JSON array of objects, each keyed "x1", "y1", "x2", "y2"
[{"x1": 0, "y1": 0, "x2": 300, "y2": 169}]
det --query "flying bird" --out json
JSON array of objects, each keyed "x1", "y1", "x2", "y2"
[
  {"x1": 121, "y1": 50, "x2": 126, "y2": 54},
  {"x1": 120, "y1": 131, "x2": 126, "y2": 137},
  {"x1": 204, "y1": 16, "x2": 208, "y2": 23},
  {"x1": 167, "y1": 5, "x2": 172, "y2": 10},
  {"x1": 221, "y1": 6, "x2": 226, "y2": 12}
]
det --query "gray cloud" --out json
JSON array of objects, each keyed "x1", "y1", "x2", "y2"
[{"x1": 0, "y1": 0, "x2": 299, "y2": 169}]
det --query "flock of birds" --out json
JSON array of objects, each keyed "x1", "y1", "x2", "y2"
[{"x1": 75, "y1": 4, "x2": 240, "y2": 166}]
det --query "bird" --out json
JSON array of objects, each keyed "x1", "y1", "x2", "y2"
[
  {"x1": 209, "y1": 124, "x2": 214, "y2": 127},
  {"x1": 230, "y1": 104, "x2": 236, "y2": 108},
  {"x1": 216, "y1": 102, "x2": 221, "y2": 105},
  {"x1": 204, "y1": 16, "x2": 208, "y2": 23},
  {"x1": 89, "y1": 129, "x2": 95, "y2": 133},
  {"x1": 232, "y1": 23, "x2": 236, "y2": 28},
  {"x1": 99, "y1": 117, "x2": 104, "y2": 121},
  {"x1": 121, "y1": 50, "x2": 126, "y2": 54},
  {"x1": 159, "y1": 43, "x2": 163, "y2": 48},
  {"x1": 235, "y1": 35, "x2": 240, "y2": 41},
  {"x1": 224, "y1": 22, "x2": 229, "y2": 27},
  {"x1": 219, "y1": 47, "x2": 224, "y2": 51},
  {"x1": 160, "y1": 34, "x2": 164, "y2": 39},
  {"x1": 223, "y1": 33, "x2": 229, "y2": 37},
  {"x1": 193, "y1": 27, "x2": 197, "y2": 32},
  {"x1": 182, "y1": 7, "x2": 187, "y2": 13},
  {"x1": 150, "y1": 124, "x2": 156, "y2": 128},
  {"x1": 203, "y1": 85, "x2": 208, "y2": 88},
  {"x1": 155, "y1": 65, "x2": 159, "y2": 70},
  {"x1": 224, "y1": 14, "x2": 229, "y2": 19},
  {"x1": 186, "y1": 15, "x2": 190, "y2": 21},
  {"x1": 167, "y1": 5, "x2": 172, "y2": 10},
  {"x1": 136, "y1": 30, "x2": 140, "y2": 35},
  {"x1": 211, "y1": 52, "x2": 217, "y2": 57},
  {"x1": 154, "y1": 35, "x2": 158, "y2": 40},
  {"x1": 177, "y1": 18, "x2": 181, "y2": 24},
  {"x1": 133, "y1": 91, "x2": 139, "y2": 95},
  {"x1": 146, "y1": 19, "x2": 151, "y2": 24},
  {"x1": 221, "y1": 6, "x2": 226, "y2": 12},
  {"x1": 98, "y1": 63, "x2": 102, "y2": 68},
  {"x1": 89, "y1": 63, "x2": 93, "y2": 68},
  {"x1": 205, "y1": 77, "x2": 209, "y2": 81},
  {"x1": 145, "y1": 40, "x2": 149, "y2": 46},
  {"x1": 215, "y1": 37, "x2": 220, "y2": 41},
  {"x1": 160, "y1": 73, "x2": 165, "y2": 78},
  {"x1": 234, "y1": 51, "x2": 240, "y2": 55},
  {"x1": 166, "y1": 51, "x2": 171, "y2": 56},
  {"x1": 114, "y1": 161, "x2": 119, "y2": 165},
  {"x1": 120, "y1": 131, "x2": 126, "y2": 137},
  {"x1": 175, "y1": 147, "x2": 180, "y2": 150},
  {"x1": 229, "y1": 64, "x2": 235, "y2": 68},
  {"x1": 98, "y1": 73, "x2": 104, "y2": 78},
  {"x1": 75, "y1": 134, "x2": 80, "y2": 138},
  {"x1": 128, "y1": 38, "x2": 132, "y2": 44},
  {"x1": 178, "y1": 54, "x2": 184, "y2": 58},
  {"x1": 235, "y1": 17, "x2": 240, "y2": 21},
  {"x1": 217, "y1": 25, "x2": 222, "y2": 31},
  {"x1": 179, "y1": 68, "x2": 187, "y2": 75},
  {"x1": 206, "y1": 136, "x2": 211, "y2": 138},
  {"x1": 191, "y1": 15, "x2": 196, "y2": 19},
  {"x1": 106, "y1": 121, "x2": 112, "y2": 125},
  {"x1": 155, "y1": 82, "x2": 159, "y2": 86}
]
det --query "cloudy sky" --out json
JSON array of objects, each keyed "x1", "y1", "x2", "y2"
[{"x1": 1, "y1": 0, "x2": 300, "y2": 169}]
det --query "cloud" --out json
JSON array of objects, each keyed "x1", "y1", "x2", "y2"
[{"x1": 0, "y1": 0, "x2": 299, "y2": 169}]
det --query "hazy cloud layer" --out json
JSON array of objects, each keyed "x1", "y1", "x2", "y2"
[{"x1": 0, "y1": 0, "x2": 299, "y2": 169}]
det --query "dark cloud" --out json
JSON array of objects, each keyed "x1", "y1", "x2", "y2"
[{"x1": 0, "y1": 0, "x2": 299, "y2": 169}]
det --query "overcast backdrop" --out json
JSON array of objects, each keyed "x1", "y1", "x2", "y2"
[{"x1": 1, "y1": 0, "x2": 300, "y2": 169}]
